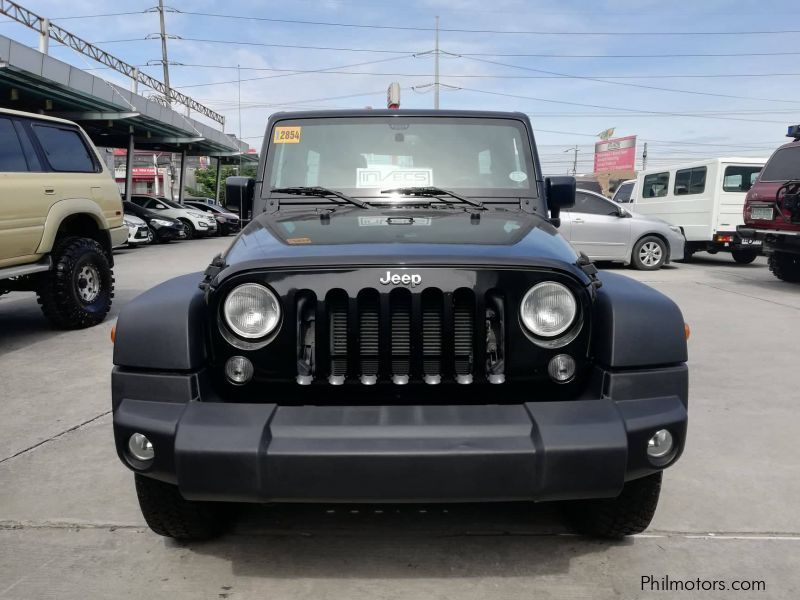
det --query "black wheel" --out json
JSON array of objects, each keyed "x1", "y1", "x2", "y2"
[
  {"x1": 36, "y1": 237, "x2": 114, "y2": 329},
  {"x1": 631, "y1": 235, "x2": 667, "y2": 270},
  {"x1": 180, "y1": 219, "x2": 196, "y2": 240},
  {"x1": 731, "y1": 249, "x2": 758, "y2": 264},
  {"x1": 768, "y1": 251, "x2": 800, "y2": 282},
  {"x1": 565, "y1": 472, "x2": 662, "y2": 539},
  {"x1": 134, "y1": 474, "x2": 229, "y2": 540}
]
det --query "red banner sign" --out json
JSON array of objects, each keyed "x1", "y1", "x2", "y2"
[{"x1": 594, "y1": 135, "x2": 636, "y2": 173}]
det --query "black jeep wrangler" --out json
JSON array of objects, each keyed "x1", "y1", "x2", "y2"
[{"x1": 112, "y1": 110, "x2": 688, "y2": 540}]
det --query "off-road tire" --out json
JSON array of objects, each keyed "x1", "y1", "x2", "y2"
[
  {"x1": 135, "y1": 474, "x2": 228, "y2": 541},
  {"x1": 768, "y1": 251, "x2": 800, "y2": 282},
  {"x1": 631, "y1": 236, "x2": 667, "y2": 270},
  {"x1": 180, "y1": 219, "x2": 196, "y2": 240},
  {"x1": 36, "y1": 237, "x2": 113, "y2": 329},
  {"x1": 565, "y1": 472, "x2": 662, "y2": 539},
  {"x1": 731, "y1": 249, "x2": 758, "y2": 264}
]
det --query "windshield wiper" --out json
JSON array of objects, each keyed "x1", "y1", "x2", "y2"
[
  {"x1": 271, "y1": 186, "x2": 370, "y2": 209},
  {"x1": 381, "y1": 186, "x2": 484, "y2": 209}
]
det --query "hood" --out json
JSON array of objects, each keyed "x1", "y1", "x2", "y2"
[
  {"x1": 220, "y1": 207, "x2": 586, "y2": 280},
  {"x1": 123, "y1": 213, "x2": 146, "y2": 226}
]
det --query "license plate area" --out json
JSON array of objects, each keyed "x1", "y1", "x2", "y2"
[{"x1": 751, "y1": 206, "x2": 773, "y2": 220}]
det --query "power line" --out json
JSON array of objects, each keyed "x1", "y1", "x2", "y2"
[
  {"x1": 161, "y1": 62, "x2": 800, "y2": 81},
  {"x1": 460, "y1": 55, "x2": 800, "y2": 105},
  {"x1": 173, "y1": 55, "x2": 415, "y2": 89},
  {"x1": 172, "y1": 10, "x2": 800, "y2": 36},
  {"x1": 457, "y1": 87, "x2": 787, "y2": 124},
  {"x1": 176, "y1": 37, "x2": 413, "y2": 54}
]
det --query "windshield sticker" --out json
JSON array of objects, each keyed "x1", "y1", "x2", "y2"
[
  {"x1": 273, "y1": 126, "x2": 302, "y2": 144},
  {"x1": 286, "y1": 237, "x2": 313, "y2": 244},
  {"x1": 358, "y1": 216, "x2": 432, "y2": 227},
  {"x1": 509, "y1": 171, "x2": 528, "y2": 182},
  {"x1": 357, "y1": 167, "x2": 433, "y2": 188}
]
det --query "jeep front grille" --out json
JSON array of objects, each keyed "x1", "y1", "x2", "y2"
[{"x1": 295, "y1": 288, "x2": 505, "y2": 385}]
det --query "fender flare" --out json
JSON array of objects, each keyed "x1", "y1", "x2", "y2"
[
  {"x1": 113, "y1": 273, "x2": 207, "y2": 370},
  {"x1": 35, "y1": 198, "x2": 110, "y2": 254},
  {"x1": 592, "y1": 271, "x2": 687, "y2": 368}
]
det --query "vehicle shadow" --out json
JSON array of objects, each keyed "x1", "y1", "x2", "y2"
[
  {"x1": 0, "y1": 287, "x2": 141, "y2": 358},
  {"x1": 186, "y1": 502, "x2": 624, "y2": 579}
]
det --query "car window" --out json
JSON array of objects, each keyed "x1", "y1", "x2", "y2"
[
  {"x1": 573, "y1": 192, "x2": 618, "y2": 216},
  {"x1": 31, "y1": 124, "x2": 97, "y2": 173},
  {"x1": 613, "y1": 182, "x2": 634, "y2": 203},
  {"x1": 0, "y1": 117, "x2": 30, "y2": 172},
  {"x1": 642, "y1": 172, "x2": 670, "y2": 198},
  {"x1": 674, "y1": 167, "x2": 707, "y2": 196},
  {"x1": 760, "y1": 146, "x2": 800, "y2": 182},
  {"x1": 723, "y1": 166, "x2": 761, "y2": 192}
]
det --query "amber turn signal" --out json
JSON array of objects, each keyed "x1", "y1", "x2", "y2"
[
  {"x1": 110, "y1": 325, "x2": 116, "y2": 344},
  {"x1": 684, "y1": 323, "x2": 691, "y2": 340}
]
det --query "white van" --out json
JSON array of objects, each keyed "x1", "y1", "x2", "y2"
[{"x1": 631, "y1": 157, "x2": 766, "y2": 263}]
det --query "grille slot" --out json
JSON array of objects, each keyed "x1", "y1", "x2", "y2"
[
  {"x1": 328, "y1": 292, "x2": 348, "y2": 377},
  {"x1": 358, "y1": 292, "x2": 380, "y2": 376},
  {"x1": 422, "y1": 290, "x2": 443, "y2": 376},
  {"x1": 390, "y1": 291, "x2": 411, "y2": 376},
  {"x1": 453, "y1": 292, "x2": 474, "y2": 376}
]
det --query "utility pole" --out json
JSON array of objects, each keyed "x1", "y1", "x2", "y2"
[
  {"x1": 434, "y1": 15, "x2": 440, "y2": 110},
  {"x1": 642, "y1": 142, "x2": 648, "y2": 171},
  {"x1": 157, "y1": 0, "x2": 172, "y2": 106},
  {"x1": 565, "y1": 145, "x2": 579, "y2": 175},
  {"x1": 238, "y1": 64, "x2": 242, "y2": 174}
]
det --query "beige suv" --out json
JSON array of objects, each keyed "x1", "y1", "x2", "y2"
[{"x1": 0, "y1": 108, "x2": 126, "y2": 328}]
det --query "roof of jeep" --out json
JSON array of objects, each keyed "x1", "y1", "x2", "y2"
[
  {"x1": 268, "y1": 109, "x2": 530, "y2": 121},
  {"x1": 0, "y1": 106, "x2": 83, "y2": 126}
]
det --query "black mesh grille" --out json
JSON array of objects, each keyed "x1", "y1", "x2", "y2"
[{"x1": 304, "y1": 287, "x2": 497, "y2": 383}]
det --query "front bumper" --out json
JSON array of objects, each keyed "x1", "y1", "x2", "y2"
[
  {"x1": 112, "y1": 365, "x2": 688, "y2": 503},
  {"x1": 109, "y1": 225, "x2": 128, "y2": 248}
]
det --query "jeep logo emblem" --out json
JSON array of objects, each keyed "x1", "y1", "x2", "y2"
[{"x1": 379, "y1": 270, "x2": 422, "y2": 287}]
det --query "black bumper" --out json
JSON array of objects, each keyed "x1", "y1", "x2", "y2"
[
  {"x1": 112, "y1": 365, "x2": 688, "y2": 503},
  {"x1": 738, "y1": 226, "x2": 800, "y2": 254}
]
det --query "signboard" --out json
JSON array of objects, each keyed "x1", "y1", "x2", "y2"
[
  {"x1": 594, "y1": 135, "x2": 636, "y2": 173},
  {"x1": 113, "y1": 167, "x2": 166, "y2": 180}
]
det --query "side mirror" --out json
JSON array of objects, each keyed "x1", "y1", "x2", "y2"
[
  {"x1": 544, "y1": 176, "x2": 576, "y2": 227},
  {"x1": 618, "y1": 207, "x2": 631, "y2": 218},
  {"x1": 225, "y1": 176, "x2": 255, "y2": 223}
]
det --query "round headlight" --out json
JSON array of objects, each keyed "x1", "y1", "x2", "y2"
[
  {"x1": 520, "y1": 282, "x2": 577, "y2": 337},
  {"x1": 223, "y1": 283, "x2": 281, "y2": 339}
]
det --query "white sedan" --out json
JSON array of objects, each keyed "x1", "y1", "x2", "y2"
[
  {"x1": 130, "y1": 195, "x2": 217, "y2": 239},
  {"x1": 561, "y1": 190, "x2": 685, "y2": 270}
]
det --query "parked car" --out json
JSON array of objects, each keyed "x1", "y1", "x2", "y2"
[
  {"x1": 112, "y1": 109, "x2": 688, "y2": 542},
  {"x1": 0, "y1": 107, "x2": 125, "y2": 329},
  {"x1": 739, "y1": 126, "x2": 800, "y2": 282},
  {"x1": 121, "y1": 213, "x2": 152, "y2": 247},
  {"x1": 561, "y1": 189, "x2": 685, "y2": 270},
  {"x1": 612, "y1": 179, "x2": 636, "y2": 204},
  {"x1": 183, "y1": 201, "x2": 241, "y2": 236},
  {"x1": 123, "y1": 201, "x2": 186, "y2": 244},
  {"x1": 631, "y1": 157, "x2": 766, "y2": 263},
  {"x1": 130, "y1": 195, "x2": 217, "y2": 239}
]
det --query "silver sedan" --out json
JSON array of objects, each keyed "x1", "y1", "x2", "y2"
[{"x1": 561, "y1": 189, "x2": 685, "y2": 270}]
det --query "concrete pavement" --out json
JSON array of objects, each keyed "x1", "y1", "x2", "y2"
[{"x1": 1, "y1": 239, "x2": 798, "y2": 599}]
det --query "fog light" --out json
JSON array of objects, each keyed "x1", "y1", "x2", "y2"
[
  {"x1": 548, "y1": 354, "x2": 575, "y2": 382},
  {"x1": 225, "y1": 356, "x2": 253, "y2": 385},
  {"x1": 647, "y1": 429, "x2": 674, "y2": 459},
  {"x1": 128, "y1": 433, "x2": 154, "y2": 462}
]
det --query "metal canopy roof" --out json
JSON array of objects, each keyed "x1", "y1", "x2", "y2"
[{"x1": 0, "y1": 34, "x2": 252, "y2": 157}]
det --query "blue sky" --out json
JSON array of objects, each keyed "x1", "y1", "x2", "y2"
[{"x1": 2, "y1": 0, "x2": 799, "y2": 173}]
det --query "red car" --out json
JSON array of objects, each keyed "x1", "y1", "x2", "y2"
[{"x1": 739, "y1": 126, "x2": 800, "y2": 282}]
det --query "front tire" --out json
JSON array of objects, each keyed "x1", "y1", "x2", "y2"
[
  {"x1": 135, "y1": 474, "x2": 229, "y2": 541},
  {"x1": 768, "y1": 251, "x2": 800, "y2": 282},
  {"x1": 180, "y1": 219, "x2": 196, "y2": 240},
  {"x1": 731, "y1": 249, "x2": 758, "y2": 264},
  {"x1": 631, "y1": 236, "x2": 667, "y2": 270},
  {"x1": 565, "y1": 472, "x2": 662, "y2": 539},
  {"x1": 36, "y1": 237, "x2": 114, "y2": 329}
]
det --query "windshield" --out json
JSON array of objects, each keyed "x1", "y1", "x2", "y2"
[
  {"x1": 265, "y1": 116, "x2": 536, "y2": 199},
  {"x1": 158, "y1": 198, "x2": 184, "y2": 209}
]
